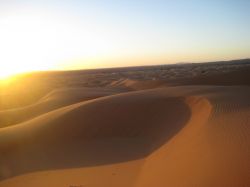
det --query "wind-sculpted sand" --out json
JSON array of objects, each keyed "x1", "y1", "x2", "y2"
[{"x1": 0, "y1": 60, "x2": 250, "y2": 187}]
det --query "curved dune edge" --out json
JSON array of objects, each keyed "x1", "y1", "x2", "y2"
[
  {"x1": 0, "y1": 87, "x2": 124, "y2": 128},
  {"x1": 0, "y1": 86, "x2": 250, "y2": 187},
  {"x1": 0, "y1": 88, "x2": 191, "y2": 181},
  {"x1": 136, "y1": 90, "x2": 250, "y2": 187}
]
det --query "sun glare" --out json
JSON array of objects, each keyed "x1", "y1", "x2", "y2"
[
  {"x1": 0, "y1": 9, "x2": 115, "y2": 79},
  {"x1": 0, "y1": 13, "x2": 60, "y2": 78}
]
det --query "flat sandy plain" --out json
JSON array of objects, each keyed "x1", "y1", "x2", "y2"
[{"x1": 0, "y1": 59, "x2": 250, "y2": 187}]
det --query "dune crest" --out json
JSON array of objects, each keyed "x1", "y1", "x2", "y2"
[
  {"x1": 0, "y1": 87, "x2": 123, "y2": 128},
  {"x1": 136, "y1": 88, "x2": 250, "y2": 187}
]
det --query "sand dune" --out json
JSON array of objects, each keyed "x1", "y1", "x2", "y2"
[
  {"x1": 110, "y1": 78, "x2": 166, "y2": 90},
  {"x1": 0, "y1": 88, "x2": 190, "y2": 180},
  {"x1": 0, "y1": 84, "x2": 250, "y2": 186},
  {"x1": 0, "y1": 87, "x2": 123, "y2": 128},
  {"x1": 137, "y1": 88, "x2": 250, "y2": 187},
  {"x1": 0, "y1": 86, "x2": 250, "y2": 186}
]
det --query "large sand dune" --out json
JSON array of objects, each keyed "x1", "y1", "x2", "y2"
[
  {"x1": 0, "y1": 60, "x2": 250, "y2": 186},
  {"x1": 0, "y1": 87, "x2": 123, "y2": 128}
]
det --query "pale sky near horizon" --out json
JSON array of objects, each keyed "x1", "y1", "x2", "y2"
[{"x1": 0, "y1": 0, "x2": 250, "y2": 77}]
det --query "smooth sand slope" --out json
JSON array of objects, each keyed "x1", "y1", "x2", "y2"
[
  {"x1": 0, "y1": 87, "x2": 123, "y2": 128},
  {"x1": 136, "y1": 87, "x2": 250, "y2": 187},
  {"x1": 0, "y1": 84, "x2": 249, "y2": 187}
]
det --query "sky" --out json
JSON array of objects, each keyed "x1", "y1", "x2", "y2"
[{"x1": 0, "y1": 0, "x2": 250, "y2": 77}]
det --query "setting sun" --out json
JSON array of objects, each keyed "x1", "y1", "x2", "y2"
[
  {"x1": 0, "y1": 8, "x2": 117, "y2": 78},
  {"x1": 0, "y1": 12, "x2": 59, "y2": 78}
]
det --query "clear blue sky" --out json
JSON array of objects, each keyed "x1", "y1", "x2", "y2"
[{"x1": 0, "y1": 0, "x2": 250, "y2": 75}]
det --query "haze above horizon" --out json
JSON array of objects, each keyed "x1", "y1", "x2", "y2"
[{"x1": 0, "y1": 0, "x2": 250, "y2": 78}]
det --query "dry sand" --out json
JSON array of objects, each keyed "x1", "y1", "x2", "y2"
[{"x1": 0, "y1": 59, "x2": 250, "y2": 187}]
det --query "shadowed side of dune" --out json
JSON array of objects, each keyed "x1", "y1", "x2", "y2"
[{"x1": 0, "y1": 89, "x2": 191, "y2": 181}]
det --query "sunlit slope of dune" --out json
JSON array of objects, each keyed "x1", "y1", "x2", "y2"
[
  {"x1": 137, "y1": 87, "x2": 250, "y2": 187},
  {"x1": 0, "y1": 86, "x2": 249, "y2": 186}
]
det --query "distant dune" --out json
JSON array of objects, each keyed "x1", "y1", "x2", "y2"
[
  {"x1": 0, "y1": 59, "x2": 250, "y2": 186},
  {"x1": 0, "y1": 87, "x2": 123, "y2": 128}
]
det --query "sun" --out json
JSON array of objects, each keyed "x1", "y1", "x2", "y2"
[
  {"x1": 0, "y1": 11, "x2": 85, "y2": 79},
  {"x1": 0, "y1": 56, "x2": 53, "y2": 80},
  {"x1": 0, "y1": 8, "x2": 119, "y2": 78},
  {"x1": 0, "y1": 63, "x2": 31, "y2": 80},
  {"x1": 0, "y1": 13, "x2": 60, "y2": 79},
  {"x1": 0, "y1": 69, "x2": 17, "y2": 80}
]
